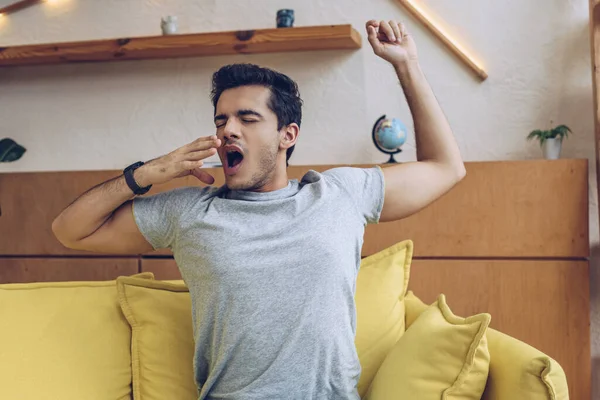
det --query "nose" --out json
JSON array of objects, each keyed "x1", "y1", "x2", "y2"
[{"x1": 220, "y1": 119, "x2": 241, "y2": 143}]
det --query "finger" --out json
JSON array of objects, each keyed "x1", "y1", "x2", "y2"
[
  {"x1": 390, "y1": 21, "x2": 402, "y2": 43},
  {"x1": 188, "y1": 135, "x2": 217, "y2": 146},
  {"x1": 187, "y1": 135, "x2": 218, "y2": 148},
  {"x1": 365, "y1": 19, "x2": 379, "y2": 30},
  {"x1": 366, "y1": 25, "x2": 380, "y2": 50},
  {"x1": 187, "y1": 137, "x2": 221, "y2": 152},
  {"x1": 379, "y1": 20, "x2": 395, "y2": 42},
  {"x1": 186, "y1": 148, "x2": 218, "y2": 160},
  {"x1": 399, "y1": 22, "x2": 407, "y2": 38},
  {"x1": 191, "y1": 168, "x2": 215, "y2": 185}
]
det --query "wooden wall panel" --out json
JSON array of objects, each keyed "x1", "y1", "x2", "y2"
[
  {"x1": 0, "y1": 170, "x2": 119, "y2": 256},
  {"x1": 0, "y1": 170, "x2": 194, "y2": 256},
  {"x1": 0, "y1": 159, "x2": 588, "y2": 258},
  {"x1": 140, "y1": 258, "x2": 181, "y2": 280},
  {"x1": 408, "y1": 259, "x2": 590, "y2": 400},
  {"x1": 0, "y1": 257, "x2": 138, "y2": 283},
  {"x1": 362, "y1": 159, "x2": 589, "y2": 258}
]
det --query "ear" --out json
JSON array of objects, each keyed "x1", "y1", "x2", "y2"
[{"x1": 279, "y1": 123, "x2": 300, "y2": 151}]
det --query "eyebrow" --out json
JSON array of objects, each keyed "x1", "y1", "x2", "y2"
[{"x1": 214, "y1": 109, "x2": 264, "y2": 123}]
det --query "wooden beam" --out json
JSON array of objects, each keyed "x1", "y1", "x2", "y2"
[
  {"x1": 0, "y1": 24, "x2": 362, "y2": 67},
  {"x1": 396, "y1": 0, "x2": 487, "y2": 81},
  {"x1": 589, "y1": 0, "x2": 600, "y2": 238},
  {"x1": 0, "y1": 0, "x2": 43, "y2": 15}
]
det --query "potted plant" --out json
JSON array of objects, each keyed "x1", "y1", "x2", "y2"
[
  {"x1": 0, "y1": 138, "x2": 26, "y2": 162},
  {"x1": 527, "y1": 124, "x2": 572, "y2": 160}
]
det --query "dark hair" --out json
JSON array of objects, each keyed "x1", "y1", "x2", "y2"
[{"x1": 210, "y1": 63, "x2": 303, "y2": 166}]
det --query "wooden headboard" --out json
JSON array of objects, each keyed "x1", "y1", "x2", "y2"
[{"x1": 0, "y1": 159, "x2": 590, "y2": 399}]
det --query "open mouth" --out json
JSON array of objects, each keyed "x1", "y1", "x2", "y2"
[{"x1": 224, "y1": 149, "x2": 244, "y2": 175}]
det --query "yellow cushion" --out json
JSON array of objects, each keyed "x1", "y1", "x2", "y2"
[
  {"x1": 0, "y1": 274, "x2": 151, "y2": 400},
  {"x1": 404, "y1": 291, "x2": 569, "y2": 400},
  {"x1": 354, "y1": 239, "x2": 413, "y2": 397},
  {"x1": 405, "y1": 290, "x2": 430, "y2": 328},
  {"x1": 117, "y1": 276, "x2": 197, "y2": 400},
  {"x1": 366, "y1": 293, "x2": 491, "y2": 400}
]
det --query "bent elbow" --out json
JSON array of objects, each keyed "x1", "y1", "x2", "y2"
[
  {"x1": 445, "y1": 162, "x2": 466, "y2": 190},
  {"x1": 455, "y1": 163, "x2": 467, "y2": 182},
  {"x1": 51, "y1": 217, "x2": 78, "y2": 250},
  {"x1": 51, "y1": 217, "x2": 63, "y2": 242}
]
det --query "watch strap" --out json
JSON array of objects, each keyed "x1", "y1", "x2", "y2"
[{"x1": 123, "y1": 162, "x2": 152, "y2": 195}]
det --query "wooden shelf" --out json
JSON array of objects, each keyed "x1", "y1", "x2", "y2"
[{"x1": 0, "y1": 24, "x2": 362, "y2": 67}]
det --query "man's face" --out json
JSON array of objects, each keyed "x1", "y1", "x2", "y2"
[{"x1": 214, "y1": 85, "x2": 282, "y2": 191}]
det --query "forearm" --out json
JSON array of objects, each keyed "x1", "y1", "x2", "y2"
[
  {"x1": 395, "y1": 61, "x2": 464, "y2": 172},
  {"x1": 52, "y1": 168, "x2": 149, "y2": 245}
]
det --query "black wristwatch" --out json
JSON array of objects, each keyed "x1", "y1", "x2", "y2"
[{"x1": 123, "y1": 161, "x2": 152, "y2": 195}]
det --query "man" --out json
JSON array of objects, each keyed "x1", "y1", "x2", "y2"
[{"x1": 52, "y1": 20, "x2": 465, "y2": 400}]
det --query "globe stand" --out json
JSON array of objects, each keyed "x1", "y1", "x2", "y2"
[
  {"x1": 386, "y1": 152, "x2": 401, "y2": 164},
  {"x1": 372, "y1": 115, "x2": 403, "y2": 164}
]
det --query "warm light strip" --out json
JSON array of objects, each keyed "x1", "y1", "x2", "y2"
[
  {"x1": 397, "y1": 0, "x2": 488, "y2": 81},
  {"x1": 0, "y1": 0, "x2": 44, "y2": 16}
]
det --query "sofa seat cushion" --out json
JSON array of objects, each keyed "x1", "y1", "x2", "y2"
[{"x1": 0, "y1": 278, "x2": 138, "y2": 400}]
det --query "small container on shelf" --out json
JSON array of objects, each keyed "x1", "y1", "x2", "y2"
[{"x1": 161, "y1": 16, "x2": 178, "y2": 35}]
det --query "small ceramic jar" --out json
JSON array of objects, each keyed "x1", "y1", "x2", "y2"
[
  {"x1": 161, "y1": 16, "x2": 178, "y2": 35},
  {"x1": 276, "y1": 9, "x2": 294, "y2": 28}
]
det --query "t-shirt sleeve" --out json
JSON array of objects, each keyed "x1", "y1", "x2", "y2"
[
  {"x1": 132, "y1": 187, "x2": 196, "y2": 250},
  {"x1": 323, "y1": 166, "x2": 386, "y2": 224}
]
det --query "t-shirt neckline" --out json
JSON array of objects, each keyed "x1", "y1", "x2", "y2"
[{"x1": 224, "y1": 180, "x2": 300, "y2": 201}]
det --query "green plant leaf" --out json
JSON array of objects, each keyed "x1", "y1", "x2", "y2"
[
  {"x1": 0, "y1": 138, "x2": 26, "y2": 162},
  {"x1": 527, "y1": 129, "x2": 550, "y2": 146},
  {"x1": 527, "y1": 124, "x2": 572, "y2": 147},
  {"x1": 527, "y1": 129, "x2": 544, "y2": 140},
  {"x1": 552, "y1": 124, "x2": 572, "y2": 140}
]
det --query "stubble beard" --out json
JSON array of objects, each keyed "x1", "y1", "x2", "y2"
[{"x1": 232, "y1": 143, "x2": 279, "y2": 192}]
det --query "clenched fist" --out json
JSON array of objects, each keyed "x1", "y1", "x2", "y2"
[{"x1": 366, "y1": 20, "x2": 418, "y2": 66}]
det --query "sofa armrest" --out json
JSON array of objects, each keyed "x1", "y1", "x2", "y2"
[
  {"x1": 404, "y1": 291, "x2": 569, "y2": 400},
  {"x1": 483, "y1": 329, "x2": 568, "y2": 400}
]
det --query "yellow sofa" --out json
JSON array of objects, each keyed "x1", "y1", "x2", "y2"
[{"x1": 0, "y1": 240, "x2": 569, "y2": 400}]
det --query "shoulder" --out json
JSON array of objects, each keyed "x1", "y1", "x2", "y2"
[
  {"x1": 299, "y1": 166, "x2": 383, "y2": 183},
  {"x1": 319, "y1": 166, "x2": 384, "y2": 187},
  {"x1": 134, "y1": 185, "x2": 220, "y2": 209},
  {"x1": 300, "y1": 166, "x2": 365, "y2": 181},
  {"x1": 297, "y1": 167, "x2": 384, "y2": 196},
  {"x1": 172, "y1": 185, "x2": 220, "y2": 198}
]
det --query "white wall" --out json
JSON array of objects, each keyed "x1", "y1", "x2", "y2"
[{"x1": 1, "y1": 0, "x2": 598, "y2": 392}]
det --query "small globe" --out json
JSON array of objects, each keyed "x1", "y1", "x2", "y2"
[{"x1": 372, "y1": 115, "x2": 408, "y2": 163}]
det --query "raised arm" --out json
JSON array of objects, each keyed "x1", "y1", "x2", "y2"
[
  {"x1": 52, "y1": 135, "x2": 220, "y2": 254},
  {"x1": 366, "y1": 20, "x2": 466, "y2": 223}
]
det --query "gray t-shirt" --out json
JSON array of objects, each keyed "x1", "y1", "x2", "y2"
[{"x1": 133, "y1": 166, "x2": 385, "y2": 400}]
